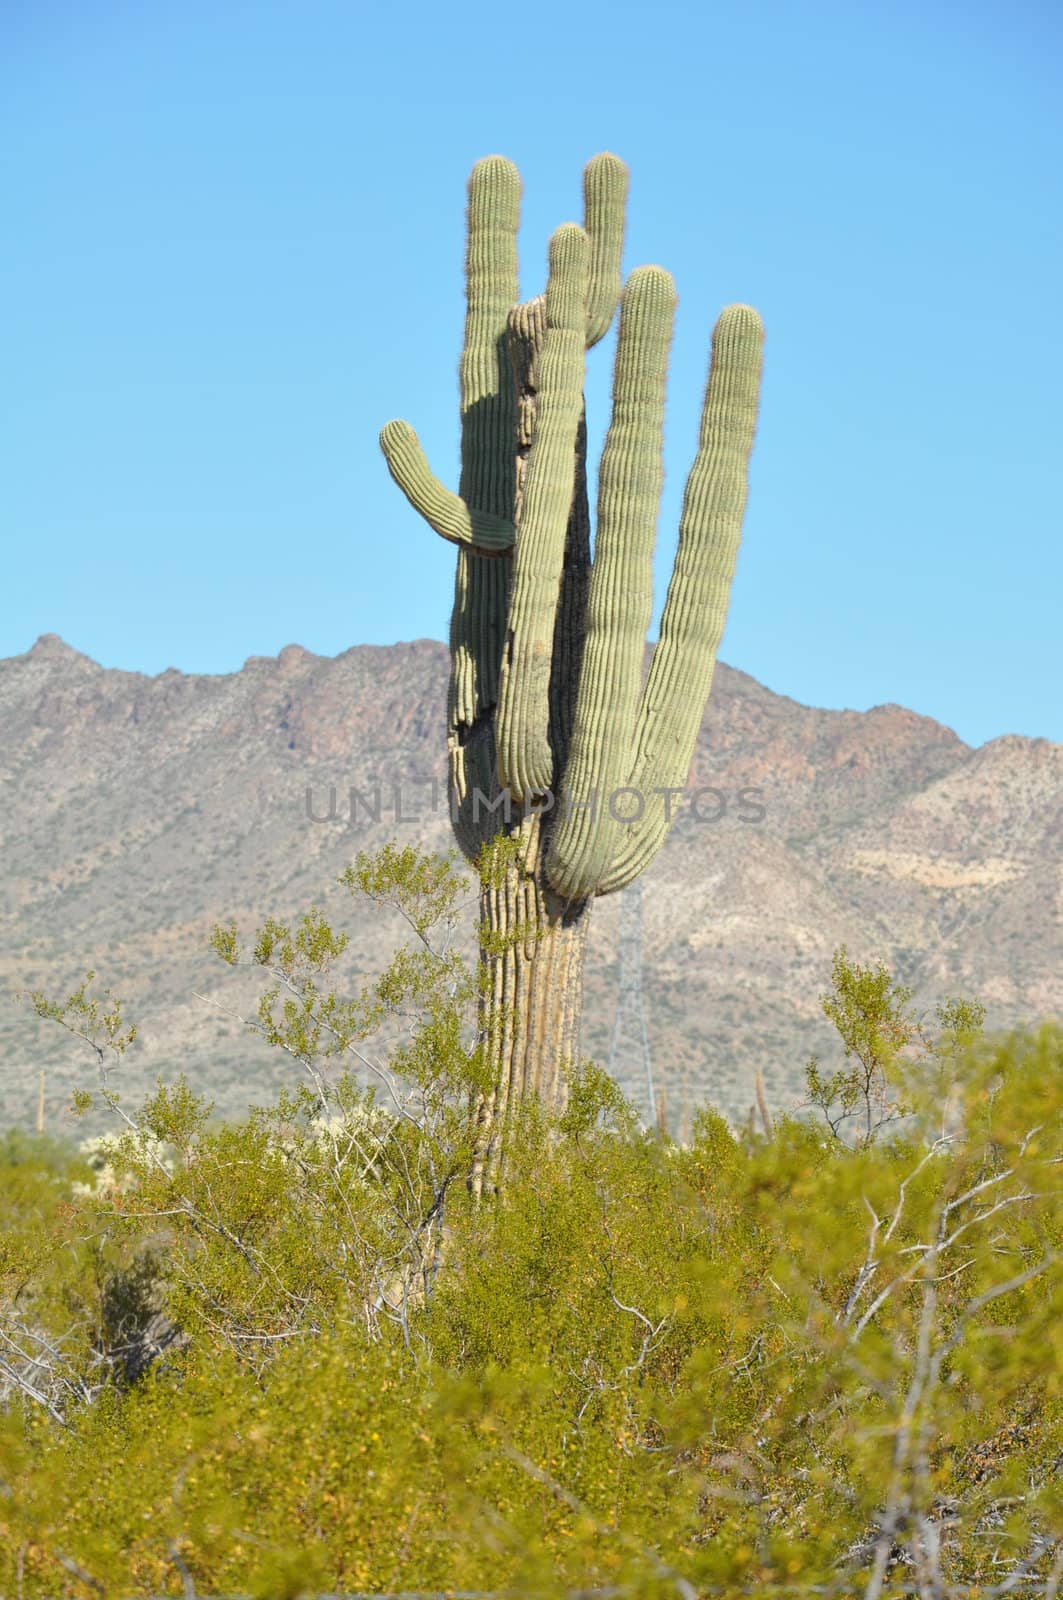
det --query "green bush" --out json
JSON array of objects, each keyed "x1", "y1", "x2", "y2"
[{"x1": 2, "y1": 849, "x2": 1060, "y2": 1597}]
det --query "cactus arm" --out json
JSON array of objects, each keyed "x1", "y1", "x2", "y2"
[
  {"x1": 495, "y1": 224, "x2": 590, "y2": 801},
  {"x1": 598, "y1": 302, "x2": 765, "y2": 894},
  {"x1": 458, "y1": 156, "x2": 522, "y2": 511},
  {"x1": 547, "y1": 266, "x2": 676, "y2": 899},
  {"x1": 450, "y1": 157, "x2": 522, "y2": 731},
  {"x1": 378, "y1": 421, "x2": 516, "y2": 552},
  {"x1": 582, "y1": 153, "x2": 629, "y2": 348}
]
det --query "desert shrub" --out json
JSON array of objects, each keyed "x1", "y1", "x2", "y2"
[{"x1": 1, "y1": 851, "x2": 1060, "y2": 1597}]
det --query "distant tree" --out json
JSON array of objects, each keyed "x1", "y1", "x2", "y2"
[{"x1": 806, "y1": 945, "x2": 985, "y2": 1145}]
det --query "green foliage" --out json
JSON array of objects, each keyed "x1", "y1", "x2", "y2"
[
  {"x1": 477, "y1": 830, "x2": 526, "y2": 890},
  {"x1": 806, "y1": 945, "x2": 986, "y2": 1146},
  {"x1": 341, "y1": 841, "x2": 469, "y2": 939},
  {"x1": 5, "y1": 853, "x2": 1061, "y2": 1596},
  {"x1": 559, "y1": 1057, "x2": 639, "y2": 1142},
  {"x1": 0, "y1": 1127, "x2": 80, "y2": 1174},
  {"x1": 23, "y1": 971, "x2": 137, "y2": 1098}
]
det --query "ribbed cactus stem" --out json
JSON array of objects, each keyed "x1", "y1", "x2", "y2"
[
  {"x1": 379, "y1": 421, "x2": 516, "y2": 552},
  {"x1": 548, "y1": 266, "x2": 676, "y2": 899},
  {"x1": 452, "y1": 156, "x2": 522, "y2": 730},
  {"x1": 582, "y1": 153, "x2": 628, "y2": 348},
  {"x1": 458, "y1": 155, "x2": 522, "y2": 513},
  {"x1": 495, "y1": 224, "x2": 590, "y2": 801},
  {"x1": 596, "y1": 303, "x2": 765, "y2": 894}
]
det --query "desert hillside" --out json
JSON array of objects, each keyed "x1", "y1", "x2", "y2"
[{"x1": 1, "y1": 634, "x2": 1058, "y2": 1135}]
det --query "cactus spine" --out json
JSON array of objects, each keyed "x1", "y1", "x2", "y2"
[{"x1": 380, "y1": 154, "x2": 763, "y2": 1180}]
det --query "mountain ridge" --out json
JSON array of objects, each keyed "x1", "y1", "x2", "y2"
[{"x1": 1, "y1": 635, "x2": 1058, "y2": 1137}]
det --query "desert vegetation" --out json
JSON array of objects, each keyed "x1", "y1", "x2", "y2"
[{"x1": 1, "y1": 842, "x2": 1060, "y2": 1598}]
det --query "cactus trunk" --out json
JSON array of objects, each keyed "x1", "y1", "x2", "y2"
[{"x1": 470, "y1": 815, "x2": 591, "y2": 1198}]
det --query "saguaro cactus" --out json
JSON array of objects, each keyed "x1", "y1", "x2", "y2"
[{"x1": 381, "y1": 154, "x2": 763, "y2": 1185}]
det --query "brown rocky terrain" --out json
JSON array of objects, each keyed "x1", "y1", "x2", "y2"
[{"x1": 1, "y1": 634, "x2": 1059, "y2": 1138}]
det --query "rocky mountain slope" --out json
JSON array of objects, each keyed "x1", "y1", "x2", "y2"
[{"x1": 1, "y1": 634, "x2": 1059, "y2": 1137}]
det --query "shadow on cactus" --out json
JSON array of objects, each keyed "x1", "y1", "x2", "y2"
[{"x1": 380, "y1": 153, "x2": 764, "y2": 1188}]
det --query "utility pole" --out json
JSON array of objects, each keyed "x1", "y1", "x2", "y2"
[
  {"x1": 608, "y1": 877, "x2": 657, "y2": 1128},
  {"x1": 36, "y1": 1069, "x2": 45, "y2": 1136}
]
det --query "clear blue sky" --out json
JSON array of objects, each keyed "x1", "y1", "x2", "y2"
[{"x1": 4, "y1": 0, "x2": 1060, "y2": 747}]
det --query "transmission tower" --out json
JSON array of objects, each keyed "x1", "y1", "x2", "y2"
[{"x1": 607, "y1": 877, "x2": 656, "y2": 1126}]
